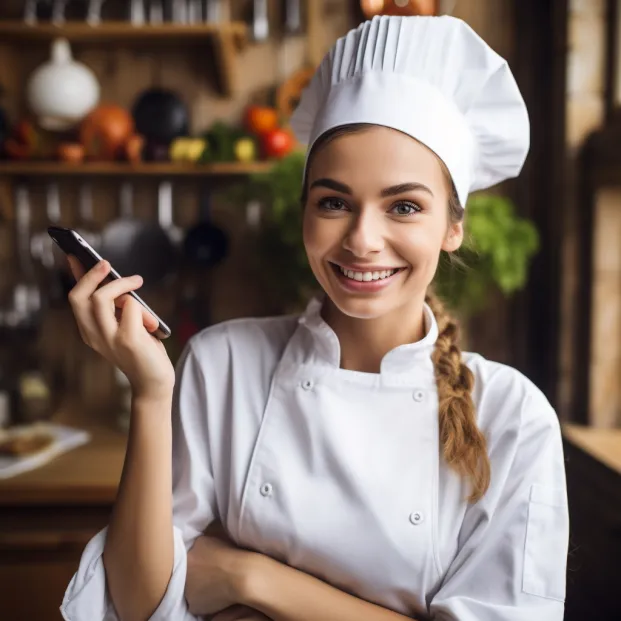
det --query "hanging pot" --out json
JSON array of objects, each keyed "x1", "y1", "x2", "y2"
[
  {"x1": 183, "y1": 187, "x2": 229, "y2": 269},
  {"x1": 26, "y1": 38, "x2": 100, "y2": 132}
]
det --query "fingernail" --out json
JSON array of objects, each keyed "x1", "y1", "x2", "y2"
[
  {"x1": 133, "y1": 275, "x2": 143, "y2": 283},
  {"x1": 99, "y1": 260, "x2": 108, "y2": 270}
]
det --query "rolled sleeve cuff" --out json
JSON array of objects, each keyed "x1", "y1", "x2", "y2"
[{"x1": 60, "y1": 526, "x2": 197, "y2": 621}]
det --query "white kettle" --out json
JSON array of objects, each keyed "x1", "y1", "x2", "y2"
[{"x1": 26, "y1": 38, "x2": 100, "y2": 131}]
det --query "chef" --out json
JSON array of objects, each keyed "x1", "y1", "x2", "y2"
[{"x1": 61, "y1": 14, "x2": 569, "y2": 621}]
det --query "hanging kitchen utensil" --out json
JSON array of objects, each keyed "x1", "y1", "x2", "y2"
[
  {"x1": 276, "y1": 0, "x2": 317, "y2": 121},
  {"x1": 284, "y1": 0, "x2": 302, "y2": 35},
  {"x1": 148, "y1": 0, "x2": 164, "y2": 23},
  {"x1": 58, "y1": 183, "x2": 102, "y2": 296},
  {"x1": 204, "y1": 0, "x2": 220, "y2": 22},
  {"x1": 157, "y1": 181, "x2": 183, "y2": 247},
  {"x1": 43, "y1": 183, "x2": 65, "y2": 271},
  {"x1": 171, "y1": 0, "x2": 188, "y2": 23},
  {"x1": 182, "y1": 186, "x2": 229, "y2": 268},
  {"x1": 129, "y1": 0, "x2": 146, "y2": 24},
  {"x1": 176, "y1": 187, "x2": 228, "y2": 339},
  {"x1": 187, "y1": 0, "x2": 202, "y2": 23},
  {"x1": 51, "y1": 0, "x2": 70, "y2": 23},
  {"x1": 252, "y1": 0, "x2": 269, "y2": 42},
  {"x1": 75, "y1": 183, "x2": 101, "y2": 251},
  {"x1": 30, "y1": 183, "x2": 64, "y2": 271},
  {"x1": 99, "y1": 182, "x2": 177, "y2": 288},
  {"x1": 245, "y1": 199, "x2": 262, "y2": 229},
  {"x1": 36, "y1": 183, "x2": 68, "y2": 306},
  {"x1": 3, "y1": 186, "x2": 42, "y2": 331},
  {"x1": 24, "y1": 0, "x2": 51, "y2": 24},
  {"x1": 86, "y1": 0, "x2": 107, "y2": 24}
]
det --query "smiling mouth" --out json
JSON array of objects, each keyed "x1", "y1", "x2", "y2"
[{"x1": 329, "y1": 262, "x2": 406, "y2": 282}]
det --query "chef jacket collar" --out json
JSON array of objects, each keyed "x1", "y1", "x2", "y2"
[{"x1": 298, "y1": 296, "x2": 439, "y2": 375}]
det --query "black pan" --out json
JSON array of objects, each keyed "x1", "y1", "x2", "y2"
[
  {"x1": 183, "y1": 187, "x2": 229, "y2": 268},
  {"x1": 99, "y1": 182, "x2": 177, "y2": 289}
]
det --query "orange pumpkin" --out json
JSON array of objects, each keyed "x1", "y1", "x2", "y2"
[
  {"x1": 360, "y1": 0, "x2": 437, "y2": 18},
  {"x1": 79, "y1": 104, "x2": 134, "y2": 161}
]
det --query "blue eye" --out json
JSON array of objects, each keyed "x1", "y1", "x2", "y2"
[{"x1": 391, "y1": 201, "x2": 421, "y2": 216}]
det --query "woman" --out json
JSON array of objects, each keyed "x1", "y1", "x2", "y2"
[{"x1": 61, "y1": 15, "x2": 569, "y2": 621}]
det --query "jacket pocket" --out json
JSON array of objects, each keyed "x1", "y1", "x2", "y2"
[{"x1": 522, "y1": 483, "x2": 569, "y2": 601}]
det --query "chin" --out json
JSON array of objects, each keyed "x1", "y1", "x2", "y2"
[
  {"x1": 327, "y1": 294, "x2": 394, "y2": 320},
  {"x1": 318, "y1": 269, "x2": 403, "y2": 321}
]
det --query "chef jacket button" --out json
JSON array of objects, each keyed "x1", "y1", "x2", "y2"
[
  {"x1": 260, "y1": 483, "x2": 273, "y2": 497},
  {"x1": 409, "y1": 511, "x2": 424, "y2": 525},
  {"x1": 301, "y1": 379, "x2": 314, "y2": 390},
  {"x1": 413, "y1": 389, "x2": 425, "y2": 402}
]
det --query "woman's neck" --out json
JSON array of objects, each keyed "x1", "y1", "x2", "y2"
[{"x1": 321, "y1": 296, "x2": 427, "y2": 373}]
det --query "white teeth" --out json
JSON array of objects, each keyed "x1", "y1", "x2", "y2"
[{"x1": 338, "y1": 266, "x2": 399, "y2": 281}]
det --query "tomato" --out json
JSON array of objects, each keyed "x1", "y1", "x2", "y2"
[
  {"x1": 244, "y1": 105, "x2": 278, "y2": 136},
  {"x1": 261, "y1": 128, "x2": 294, "y2": 159}
]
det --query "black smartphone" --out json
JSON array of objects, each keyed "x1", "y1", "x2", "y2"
[{"x1": 48, "y1": 226, "x2": 172, "y2": 340}]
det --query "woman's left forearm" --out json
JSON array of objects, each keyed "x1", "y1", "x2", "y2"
[{"x1": 241, "y1": 554, "x2": 418, "y2": 621}]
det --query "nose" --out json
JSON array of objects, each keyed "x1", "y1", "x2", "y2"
[{"x1": 342, "y1": 210, "x2": 385, "y2": 257}]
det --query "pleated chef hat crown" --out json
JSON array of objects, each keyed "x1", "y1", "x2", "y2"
[{"x1": 291, "y1": 15, "x2": 530, "y2": 206}]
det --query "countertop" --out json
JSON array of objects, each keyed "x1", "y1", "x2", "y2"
[
  {"x1": 562, "y1": 423, "x2": 621, "y2": 476},
  {"x1": 0, "y1": 421, "x2": 126, "y2": 506}
]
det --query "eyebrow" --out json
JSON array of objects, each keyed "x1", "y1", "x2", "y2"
[{"x1": 309, "y1": 178, "x2": 434, "y2": 198}]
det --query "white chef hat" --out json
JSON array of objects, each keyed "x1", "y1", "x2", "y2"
[{"x1": 291, "y1": 15, "x2": 530, "y2": 206}]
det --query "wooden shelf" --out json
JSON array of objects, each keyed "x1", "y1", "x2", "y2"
[
  {"x1": 0, "y1": 20, "x2": 248, "y2": 95},
  {"x1": 0, "y1": 161, "x2": 273, "y2": 177},
  {"x1": 0, "y1": 20, "x2": 246, "y2": 43}
]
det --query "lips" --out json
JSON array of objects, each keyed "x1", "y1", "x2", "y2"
[
  {"x1": 328, "y1": 261, "x2": 405, "y2": 292},
  {"x1": 330, "y1": 261, "x2": 406, "y2": 272}
]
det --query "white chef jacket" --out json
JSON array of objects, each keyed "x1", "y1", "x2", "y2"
[{"x1": 61, "y1": 297, "x2": 569, "y2": 621}]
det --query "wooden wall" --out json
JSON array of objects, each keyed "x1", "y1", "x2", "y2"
[{"x1": 558, "y1": 0, "x2": 607, "y2": 421}]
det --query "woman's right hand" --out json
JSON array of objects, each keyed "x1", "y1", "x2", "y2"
[{"x1": 67, "y1": 256, "x2": 175, "y2": 400}]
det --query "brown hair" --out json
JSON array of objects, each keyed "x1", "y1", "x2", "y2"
[{"x1": 302, "y1": 124, "x2": 491, "y2": 503}]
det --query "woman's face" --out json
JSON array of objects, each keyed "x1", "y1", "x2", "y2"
[{"x1": 303, "y1": 126, "x2": 463, "y2": 320}]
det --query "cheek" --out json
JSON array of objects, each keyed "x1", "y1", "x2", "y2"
[
  {"x1": 303, "y1": 213, "x2": 339, "y2": 257},
  {"x1": 394, "y1": 225, "x2": 444, "y2": 267}
]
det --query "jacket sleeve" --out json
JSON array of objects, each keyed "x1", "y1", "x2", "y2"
[
  {"x1": 429, "y1": 386, "x2": 569, "y2": 621},
  {"x1": 60, "y1": 341, "x2": 217, "y2": 621}
]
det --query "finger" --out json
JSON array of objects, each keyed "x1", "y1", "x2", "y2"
[
  {"x1": 68, "y1": 259, "x2": 111, "y2": 305},
  {"x1": 90, "y1": 275, "x2": 144, "y2": 341},
  {"x1": 115, "y1": 294, "x2": 160, "y2": 333},
  {"x1": 67, "y1": 261, "x2": 112, "y2": 345},
  {"x1": 66, "y1": 255, "x2": 86, "y2": 281},
  {"x1": 117, "y1": 293, "x2": 146, "y2": 339}
]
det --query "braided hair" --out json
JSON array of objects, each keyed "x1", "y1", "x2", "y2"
[
  {"x1": 302, "y1": 124, "x2": 491, "y2": 502},
  {"x1": 425, "y1": 289, "x2": 490, "y2": 502}
]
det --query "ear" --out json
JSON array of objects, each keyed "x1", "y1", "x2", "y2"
[{"x1": 441, "y1": 221, "x2": 464, "y2": 253}]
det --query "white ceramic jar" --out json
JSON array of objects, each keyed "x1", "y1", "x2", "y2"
[{"x1": 26, "y1": 38, "x2": 100, "y2": 131}]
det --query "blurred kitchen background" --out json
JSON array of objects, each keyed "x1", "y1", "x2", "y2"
[{"x1": 0, "y1": 0, "x2": 619, "y2": 619}]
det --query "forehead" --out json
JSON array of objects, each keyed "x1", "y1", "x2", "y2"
[{"x1": 307, "y1": 126, "x2": 447, "y2": 191}]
